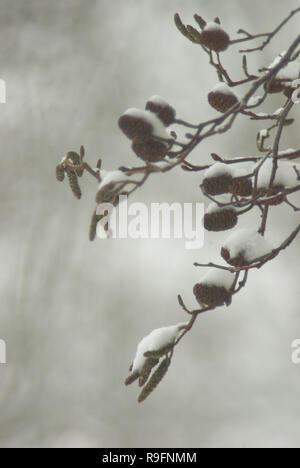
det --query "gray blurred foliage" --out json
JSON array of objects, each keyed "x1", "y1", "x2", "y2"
[{"x1": 0, "y1": 0, "x2": 299, "y2": 448}]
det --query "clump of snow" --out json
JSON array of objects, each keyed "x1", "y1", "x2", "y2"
[
  {"x1": 256, "y1": 159, "x2": 298, "y2": 188},
  {"x1": 278, "y1": 148, "x2": 296, "y2": 156},
  {"x1": 123, "y1": 108, "x2": 169, "y2": 139},
  {"x1": 232, "y1": 167, "x2": 250, "y2": 178},
  {"x1": 248, "y1": 96, "x2": 262, "y2": 106},
  {"x1": 98, "y1": 170, "x2": 129, "y2": 191},
  {"x1": 259, "y1": 129, "x2": 269, "y2": 138},
  {"x1": 274, "y1": 108, "x2": 284, "y2": 115},
  {"x1": 199, "y1": 268, "x2": 235, "y2": 290},
  {"x1": 204, "y1": 162, "x2": 233, "y2": 178},
  {"x1": 147, "y1": 95, "x2": 170, "y2": 107},
  {"x1": 204, "y1": 22, "x2": 226, "y2": 33},
  {"x1": 276, "y1": 61, "x2": 300, "y2": 81},
  {"x1": 206, "y1": 201, "x2": 235, "y2": 214},
  {"x1": 223, "y1": 229, "x2": 273, "y2": 261},
  {"x1": 211, "y1": 82, "x2": 238, "y2": 97},
  {"x1": 132, "y1": 323, "x2": 187, "y2": 373},
  {"x1": 267, "y1": 51, "x2": 286, "y2": 69}
]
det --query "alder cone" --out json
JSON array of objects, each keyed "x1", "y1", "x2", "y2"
[
  {"x1": 193, "y1": 283, "x2": 232, "y2": 307},
  {"x1": 201, "y1": 174, "x2": 233, "y2": 195},
  {"x1": 204, "y1": 208, "x2": 238, "y2": 231},
  {"x1": 200, "y1": 28, "x2": 230, "y2": 52},
  {"x1": 208, "y1": 90, "x2": 238, "y2": 113},
  {"x1": 229, "y1": 177, "x2": 253, "y2": 197},
  {"x1": 118, "y1": 114, "x2": 153, "y2": 141},
  {"x1": 132, "y1": 138, "x2": 168, "y2": 162},
  {"x1": 145, "y1": 101, "x2": 176, "y2": 126}
]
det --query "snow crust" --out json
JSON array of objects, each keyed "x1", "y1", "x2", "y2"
[
  {"x1": 147, "y1": 95, "x2": 170, "y2": 107},
  {"x1": 204, "y1": 22, "x2": 226, "y2": 33},
  {"x1": 206, "y1": 202, "x2": 235, "y2": 214},
  {"x1": 256, "y1": 159, "x2": 298, "y2": 188},
  {"x1": 211, "y1": 82, "x2": 237, "y2": 97},
  {"x1": 277, "y1": 61, "x2": 300, "y2": 81},
  {"x1": 204, "y1": 162, "x2": 233, "y2": 178},
  {"x1": 223, "y1": 228, "x2": 273, "y2": 261},
  {"x1": 199, "y1": 268, "x2": 235, "y2": 290},
  {"x1": 98, "y1": 170, "x2": 128, "y2": 191}
]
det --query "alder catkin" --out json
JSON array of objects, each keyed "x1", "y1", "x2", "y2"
[
  {"x1": 56, "y1": 164, "x2": 65, "y2": 182},
  {"x1": 66, "y1": 166, "x2": 81, "y2": 199},
  {"x1": 67, "y1": 151, "x2": 84, "y2": 177},
  {"x1": 138, "y1": 357, "x2": 159, "y2": 387},
  {"x1": 138, "y1": 357, "x2": 171, "y2": 403}
]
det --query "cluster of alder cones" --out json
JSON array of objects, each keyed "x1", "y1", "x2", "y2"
[{"x1": 55, "y1": 9, "x2": 300, "y2": 403}]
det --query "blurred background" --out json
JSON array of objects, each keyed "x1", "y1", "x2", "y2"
[{"x1": 0, "y1": 0, "x2": 299, "y2": 448}]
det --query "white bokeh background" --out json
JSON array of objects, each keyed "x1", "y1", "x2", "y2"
[{"x1": 0, "y1": 0, "x2": 299, "y2": 448}]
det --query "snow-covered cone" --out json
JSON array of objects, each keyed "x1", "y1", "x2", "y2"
[
  {"x1": 208, "y1": 83, "x2": 238, "y2": 113},
  {"x1": 118, "y1": 109, "x2": 153, "y2": 141},
  {"x1": 132, "y1": 138, "x2": 168, "y2": 162},
  {"x1": 200, "y1": 21, "x2": 230, "y2": 52},
  {"x1": 201, "y1": 163, "x2": 233, "y2": 195},
  {"x1": 118, "y1": 108, "x2": 169, "y2": 143},
  {"x1": 145, "y1": 95, "x2": 176, "y2": 126},
  {"x1": 264, "y1": 58, "x2": 300, "y2": 94},
  {"x1": 138, "y1": 357, "x2": 171, "y2": 403},
  {"x1": 221, "y1": 228, "x2": 273, "y2": 267},
  {"x1": 95, "y1": 170, "x2": 128, "y2": 204},
  {"x1": 56, "y1": 164, "x2": 65, "y2": 182},
  {"x1": 124, "y1": 323, "x2": 186, "y2": 387},
  {"x1": 254, "y1": 160, "x2": 296, "y2": 205},
  {"x1": 66, "y1": 167, "x2": 81, "y2": 199},
  {"x1": 193, "y1": 269, "x2": 235, "y2": 307},
  {"x1": 204, "y1": 203, "x2": 238, "y2": 231}
]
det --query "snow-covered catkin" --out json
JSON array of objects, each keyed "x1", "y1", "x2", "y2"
[
  {"x1": 143, "y1": 343, "x2": 174, "y2": 359},
  {"x1": 138, "y1": 357, "x2": 171, "y2": 403},
  {"x1": 66, "y1": 167, "x2": 81, "y2": 199},
  {"x1": 56, "y1": 164, "x2": 65, "y2": 182}
]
